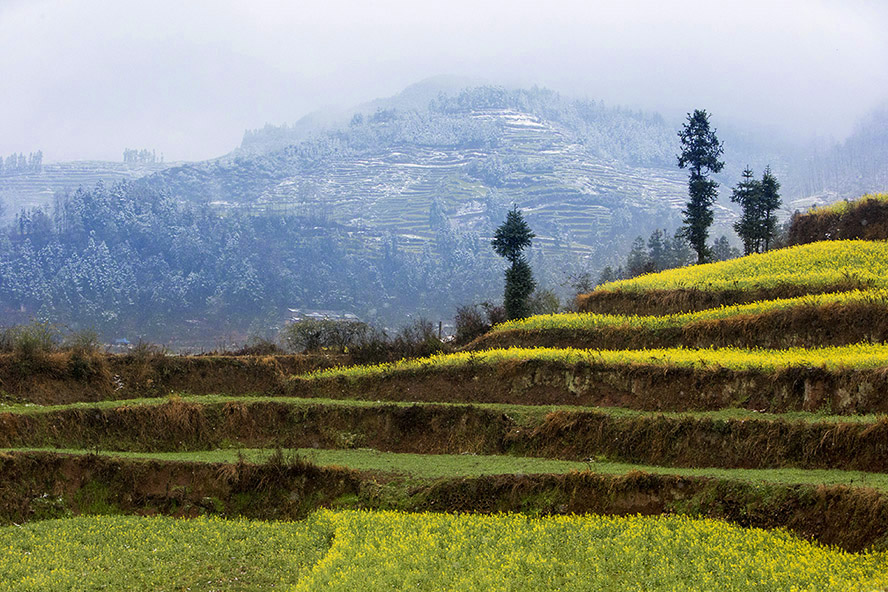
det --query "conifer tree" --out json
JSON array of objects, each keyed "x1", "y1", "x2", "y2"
[
  {"x1": 647, "y1": 229, "x2": 666, "y2": 271},
  {"x1": 729, "y1": 165, "x2": 781, "y2": 254},
  {"x1": 730, "y1": 166, "x2": 763, "y2": 255},
  {"x1": 492, "y1": 206, "x2": 535, "y2": 320},
  {"x1": 759, "y1": 166, "x2": 782, "y2": 252},
  {"x1": 626, "y1": 236, "x2": 653, "y2": 277},
  {"x1": 677, "y1": 109, "x2": 725, "y2": 264}
]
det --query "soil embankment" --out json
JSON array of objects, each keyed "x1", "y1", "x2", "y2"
[
  {"x1": 2, "y1": 450, "x2": 886, "y2": 552},
  {"x1": 4, "y1": 399, "x2": 888, "y2": 472},
  {"x1": 290, "y1": 361, "x2": 888, "y2": 414},
  {"x1": 0, "y1": 352, "x2": 345, "y2": 404},
  {"x1": 788, "y1": 196, "x2": 888, "y2": 245}
]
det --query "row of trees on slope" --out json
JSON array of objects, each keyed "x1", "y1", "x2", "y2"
[
  {"x1": 0, "y1": 151, "x2": 43, "y2": 175},
  {"x1": 587, "y1": 110, "x2": 783, "y2": 291},
  {"x1": 677, "y1": 109, "x2": 782, "y2": 262}
]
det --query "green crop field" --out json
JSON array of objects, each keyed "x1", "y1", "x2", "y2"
[{"x1": 1, "y1": 511, "x2": 886, "y2": 592}]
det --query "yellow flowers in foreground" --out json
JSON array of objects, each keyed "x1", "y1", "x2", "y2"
[
  {"x1": 592, "y1": 239, "x2": 888, "y2": 293},
  {"x1": 494, "y1": 289, "x2": 888, "y2": 333},
  {"x1": 0, "y1": 513, "x2": 329, "y2": 591},
  {"x1": 1, "y1": 511, "x2": 886, "y2": 592},
  {"x1": 301, "y1": 343, "x2": 888, "y2": 381}
]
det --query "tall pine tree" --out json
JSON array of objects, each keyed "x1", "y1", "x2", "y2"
[
  {"x1": 492, "y1": 206, "x2": 535, "y2": 320},
  {"x1": 730, "y1": 166, "x2": 763, "y2": 255},
  {"x1": 759, "y1": 166, "x2": 782, "y2": 252},
  {"x1": 729, "y1": 165, "x2": 781, "y2": 254},
  {"x1": 677, "y1": 109, "x2": 725, "y2": 264}
]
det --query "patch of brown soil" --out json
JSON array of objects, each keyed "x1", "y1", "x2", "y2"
[
  {"x1": 515, "y1": 410, "x2": 888, "y2": 472},
  {"x1": 0, "y1": 450, "x2": 360, "y2": 523}
]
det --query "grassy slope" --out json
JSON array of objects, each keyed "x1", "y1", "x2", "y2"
[
  {"x1": 10, "y1": 447, "x2": 888, "y2": 491},
  {"x1": 2, "y1": 393, "x2": 882, "y2": 424}
]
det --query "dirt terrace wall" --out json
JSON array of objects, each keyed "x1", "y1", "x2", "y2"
[
  {"x1": 514, "y1": 410, "x2": 888, "y2": 473},
  {"x1": 419, "y1": 471, "x2": 888, "y2": 552},
  {"x1": 4, "y1": 399, "x2": 888, "y2": 472},
  {"x1": 471, "y1": 301, "x2": 888, "y2": 351},
  {"x1": 2, "y1": 451, "x2": 887, "y2": 552},
  {"x1": 0, "y1": 450, "x2": 360, "y2": 523},
  {"x1": 788, "y1": 198, "x2": 888, "y2": 245},
  {"x1": 291, "y1": 360, "x2": 888, "y2": 414},
  {"x1": 0, "y1": 400, "x2": 510, "y2": 458},
  {"x1": 0, "y1": 353, "x2": 345, "y2": 404}
]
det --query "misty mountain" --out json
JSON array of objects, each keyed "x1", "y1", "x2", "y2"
[
  {"x1": 1, "y1": 82, "x2": 886, "y2": 343},
  {"x1": 791, "y1": 104, "x2": 888, "y2": 203},
  {"x1": 140, "y1": 85, "x2": 713, "y2": 257},
  {"x1": 140, "y1": 82, "x2": 873, "y2": 256}
]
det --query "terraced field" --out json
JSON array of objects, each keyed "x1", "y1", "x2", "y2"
[
  {"x1": 5, "y1": 512, "x2": 886, "y2": 592},
  {"x1": 0, "y1": 161, "x2": 172, "y2": 222},
  {"x1": 474, "y1": 289, "x2": 888, "y2": 349},
  {"x1": 194, "y1": 106, "x2": 705, "y2": 258},
  {"x1": 578, "y1": 239, "x2": 888, "y2": 314},
  {"x1": 2, "y1": 236, "x2": 888, "y2": 589}
]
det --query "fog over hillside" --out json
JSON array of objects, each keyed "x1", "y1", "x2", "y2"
[
  {"x1": 0, "y1": 1, "x2": 886, "y2": 344},
  {"x1": 1, "y1": 0, "x2": 886, "y2": 162}
]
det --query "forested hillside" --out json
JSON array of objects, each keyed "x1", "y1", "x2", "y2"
[
  {"x1": 793, "y1": 105, "x2": 888, "y2": 199},
  {"x1": 1, "y1": 84, "x2": 884, "y2": 343},
  {"x1": 138, "y1": 86, "x2": 702, "y2": 256},
  {"x1": 0, "y1": 160, "x2": 172, "y2": 224},
  {"x1": 0, "y1": 180, "x2": 553, "y2": 340}
]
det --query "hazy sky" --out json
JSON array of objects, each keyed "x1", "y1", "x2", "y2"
[{"x1": 2, "y1": 0, "x2": 887, "y2": 162}]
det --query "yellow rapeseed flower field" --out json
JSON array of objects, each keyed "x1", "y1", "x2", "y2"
[
  {"x1": 592, "y1": 239, "x2": 888, "y2": 293},
  {"x1": 301, "y1": 343, "x2": 888, "y2": 381},
  {"x1": 1, "y1": 511, "x2": 886, "y2": 591},
  {"x1": 493, "y1": 289, "x2": 888, "y2": 333},
  {"x1": 804, "y1": 192, "x2": 888, "y2": 216},
  {"x1": 0, "y1": 513, "x2": 329, "y2": 591}
]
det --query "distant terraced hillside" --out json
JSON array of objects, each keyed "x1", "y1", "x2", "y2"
[
  {"x1": 257, "y1": 109, "x2": 702, "y2": 252},
  {"x1": 138, "y1": 86, "x2": 740, "y2": 257},
  {"x1": 0, "y1": 160, "x2": 173, "y2": 222}
]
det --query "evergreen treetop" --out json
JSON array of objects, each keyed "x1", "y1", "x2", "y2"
[{"x1": 491, "y1": 206, "x2": 535, "y2": 263}]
